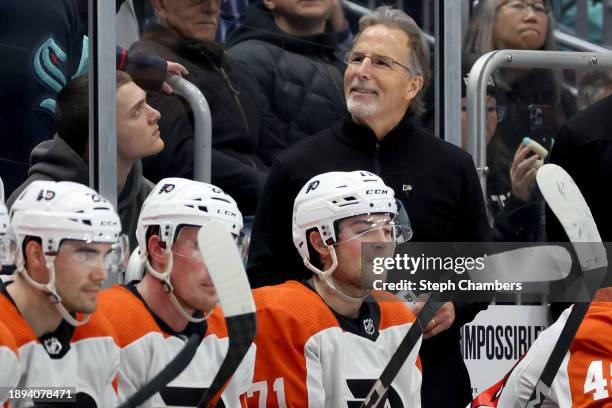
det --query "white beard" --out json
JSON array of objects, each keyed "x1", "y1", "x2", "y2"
[{"x1": 346, "y1": 95, "x2": 378, "y2": 117}]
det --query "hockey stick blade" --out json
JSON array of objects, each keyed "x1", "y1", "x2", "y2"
[
  {"x1": 471, "y1": 245, "x2": 572, "y2": 284},
  {"x1": 196, "y1": 221, "x2": 257, "y2": 408},
  {"x1": 524, "y1": 164, "x2": 608, "y2": 407},
  {"x1": 117, "y1": 334, "x2": 201, "y2": 408}
]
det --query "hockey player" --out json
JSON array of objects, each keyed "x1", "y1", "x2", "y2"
[
  {"x1": 98, "y1": 177, "x2": 255, "y2": 407},
  {"x1": 0, "y1": 319, "x2": 19, "y2": 405},
  {"x1": 0, "y1": 203, "x2": 19, "y2": 404},
  {"x1": 246, "y1": 171, "x2": 421, "y2": 407},
  {"x1": 471, "y1": 289, "x2": 612, "y2": 407},
  {"x1": 0, "y1": 180, "x2": 126, "y2": 407}
]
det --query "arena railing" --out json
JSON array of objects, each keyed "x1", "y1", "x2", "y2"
[{"x1": 466, "y1": 49, "x2": 612, "y2": 198}]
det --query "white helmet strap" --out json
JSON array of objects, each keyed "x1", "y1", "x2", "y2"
[
  {"x1": 305, "y1": 246, "x2": 367, "y2": 303},
  {"x1": 18, "y1": 255, "x2": 91, "y2": 327},
  {"x1": 143, "y1": 246, "x2": 212, "y2": 323}
]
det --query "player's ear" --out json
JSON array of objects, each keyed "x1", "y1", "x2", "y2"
[
  {"x1": 308, "y1": 230, "x2": 331, "y2": 260},
  {"x1": 24, "y1": 240, "x2": 49, "y2": 280},
  {"x1": 147, "y1": 234, "x2": 168, "y2": 269}
]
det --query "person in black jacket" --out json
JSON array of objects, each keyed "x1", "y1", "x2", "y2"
[
  {"x1": 0, "y1": 0, "x2": 186, "y2": 198},
  {"x1": 133, "y1": 0, "x2": 285, "y2": 215},
  {"x1": 247, "y1": 7, "x2": 491, "y2": 407},
  {"x1": 225, "y1": 1, "x2": 347, "y2": 147},
  {"x1": 547, "y1": 94, "x2": 612, "y2": 320},
  {"x1": 7, "y1": 72, "x2": 161, "y2": 249}
]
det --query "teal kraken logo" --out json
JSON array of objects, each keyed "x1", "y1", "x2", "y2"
[{"x1": 33, "y1": 37, "x2": 68, "y2": 113}]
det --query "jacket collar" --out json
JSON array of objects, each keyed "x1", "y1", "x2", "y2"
[
  {"x1": 225, "y1": 2, "x2": 339, "y2": 55},
  {"x1": 339, "y1": 111, "x2": 417, "y2": 150},
  {"x1": 141, "y1": 24, "x2": 226, "y2": 67}
]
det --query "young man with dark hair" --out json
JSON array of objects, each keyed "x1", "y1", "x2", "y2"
[
  {"x1": 248, "y1": 171, "x2": 421, "y2": 407},
  {"x1": 8, "y1": 72, "x2": 163, "y2": 247}
]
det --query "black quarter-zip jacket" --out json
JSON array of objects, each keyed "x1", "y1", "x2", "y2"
[{"x1": 248, "y1": 112, "x2": 492, "y2": 407}]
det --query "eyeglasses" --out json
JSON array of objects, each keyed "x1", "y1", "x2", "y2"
[
  {"x1": 499, "y1": 0, "x2": 551, "y2": 15},
  {"x1": 344, "y1": 51, "x2": 413, "y2": 73}
]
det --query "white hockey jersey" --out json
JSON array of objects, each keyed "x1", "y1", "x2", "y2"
[
  {"x1": 0, "y1": 283, "x2": 120, "y2": 408},
  {"x1": 475, "y1": 289, "x2": 612, "y2": 408},
  {"x1": 98, "y1": 283, "x2": 256, "y2": 408},
  {"x1": 247, "y1": 281, "x2": 422, "y2": 408},
  {"x1": 0, "y1": 319, "x2": 19, "y2": 405}
]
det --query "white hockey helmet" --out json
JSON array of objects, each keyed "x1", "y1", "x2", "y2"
[
  {"x1": 0, "y1": 203, "x2": 15, "y2": 267},
  {"x1": 135, "y1": 178, "x2": 243, "y2": 323},
  {"x1": 293, "y1": 170, "x2": 407, "y2": 262},
  {"x1": 9, "y1": 180, "x2": 125, "y2": 326},
  {"x1": 136, "y1": 178, "x2": 243, "y2": 253}
]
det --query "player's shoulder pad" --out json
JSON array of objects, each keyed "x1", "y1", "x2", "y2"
[
  {"x1": 371, "y1": 290, "x2": 417, "y2": 330},
  {"x1": 97, "y1": 285, "x2": 162, "y2": 346},
  {"x1": 253, "y1": 281, "x2": 340, "y2": 341},
  {"x1": 0, "y1": 294, "x2": 37, "y2": 348},
  {"x1": 0, "y1": 320, "x2": 18, "y2": 354},
  {"x1": 72, "y1": 311, "x2": 119, "y2": 344}
]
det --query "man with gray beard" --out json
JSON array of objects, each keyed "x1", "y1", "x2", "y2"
[{"x1": 247, "y1": 6, "x2": 491, "y2": 407}]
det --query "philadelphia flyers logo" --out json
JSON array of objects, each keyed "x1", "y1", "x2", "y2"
[
  {"x1": 36, "y1": 189, "x2": 55, "y2": 201},
  {"x1": 305, "y1": 180, "x2": 320, "y2": 194},
  {"x1": 159, "y1": 184, "x2": 175, "y2": 194}
]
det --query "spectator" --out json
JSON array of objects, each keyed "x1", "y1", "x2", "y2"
[
  {"x1": 460, "y1": 64, "x2": 546, "y2": 242},
  {"x1": 249, "y1": 171, "x2": 422, "y2": 407},
  {"x1": 464, "y1": 0, "x2": 576, "y2": 170},
  {"x1": 0, "y1": 0, "x2": 184, "y2": 197},
  {"x1": 2, "y1": 180, "x2": 125, "y2": 406},
  {"x1": 218, "y1": 0, "x2": 353, "y2": 47},
  {"x1": 133, "y1": 0, "x2": 285, "y2": 215},
  {"x1": 247, "y1": 7, "x2": 490, "y2": 407},
  {"x1": 8, "y1": 72, "x2": 162, "y2": 249},
  {"x1": 577, "y1": 70, "x2": 612, "y2": 110},
  {"x1": 226, "y1": 0, "x2": 347, "y2": 146},
  {"x1": 547, "y1": 93, "x2": 612, "y2": 320}
]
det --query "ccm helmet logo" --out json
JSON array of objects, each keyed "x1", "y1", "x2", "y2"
[
  {"x1": 217, "y1": 209, "x2": 237, "y2": 217},
  {"x1": 366, "y1": 189, "x2": 388, "y2": 195}
]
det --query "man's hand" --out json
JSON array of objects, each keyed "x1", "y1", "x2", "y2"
[
  {"x1": 160, "y1": 61, "x2": 189, "y2": 94},
  {"x1": 329, "y1": 0, "x2": 348, "y2": 32},
  {"x1": 510, "y1": 143, "x2": 541, "y2": 202},
  {"x1": 412, "y1": 301, "x2": 456, "y2": 339}
]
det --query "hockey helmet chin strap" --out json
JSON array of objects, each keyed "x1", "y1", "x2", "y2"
[
  {"x1": 143, "y1": 247, "x2": 213, "y2": 323},
  {"x1": 304, "y1": 245, "x2": 369, "y2": 303},
  {"x1": 17, "y1": 256, "x2": 91, "y2": 327}
]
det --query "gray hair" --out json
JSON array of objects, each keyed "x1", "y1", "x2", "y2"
[
  {"x1": 355, "y1": 6, "x2": 431, "y2": 116},
  {"x1": 464, "y1": 0, "x2": 558, "y2": 55},
  {"x1": 578, "y1": 70, "x2": 612, "y2": 110},
  {"x1": 463, "y1": 0, "x2": 559, "y2": 89}
]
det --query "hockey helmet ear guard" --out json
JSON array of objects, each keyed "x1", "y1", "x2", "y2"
[{"x1": 9, "y1": 180, "x2": 123, "y2": 326}]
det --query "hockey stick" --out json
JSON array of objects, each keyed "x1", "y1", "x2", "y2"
[
  {"x1": 524, "y1": 163, "x2": 608, "y2": 407},
  {"x1": 196, "y1": 221, "x2": 257, "y2": 408},
  {"x1": 361, "y1": 244, "x2": 573, "y2": 408},
  {"x1": 117, "y1": 334, "x2": 201, "y2": 408}
]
